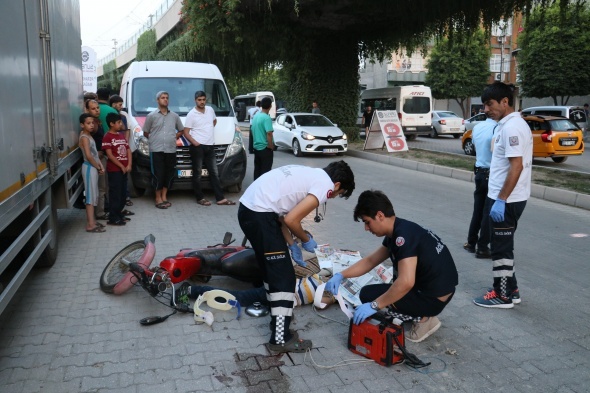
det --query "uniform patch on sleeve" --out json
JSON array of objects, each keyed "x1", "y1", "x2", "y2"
[
  {"x1": 395, "y1": 236, "x2": 405, "y2": 247},
  {"x1": 509, "y1": 136, "x2": 519, "y2": 146}
]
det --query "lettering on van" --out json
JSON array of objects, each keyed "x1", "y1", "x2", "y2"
[{"x1": 409, "y1": 92, "x2": 425, "y2": 96}]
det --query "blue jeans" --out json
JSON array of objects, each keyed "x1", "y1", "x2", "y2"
[{"x1": 188, "y1": 144, "x2": 224, "y2": 201}]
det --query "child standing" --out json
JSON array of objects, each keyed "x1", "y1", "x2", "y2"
[
  {"x1": 102, "y1": 113, "x2": 132, "y2": 226},
  {"x1": 109, "y1": 94, "x2": 134, "y2": 210},
  {"x1": 79, "y1": 113, "x2": 105, "y2": 233}
]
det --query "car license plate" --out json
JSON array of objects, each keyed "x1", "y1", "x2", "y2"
[
  {"x1": 406, "y1": 127, "x2": 416, "y2": 131},
  {"x1": 178, "y1": 169, "x2": 208, "y2": 178},
  {"x1": 560, "y1": 138, "x2": 577, "y2": 146},
  {"x1": 324, "y1": 148, "x2": 338, "y2": 153},
  {"x1": 450, "y1": 128, "x2": 460, "y2": 131}
]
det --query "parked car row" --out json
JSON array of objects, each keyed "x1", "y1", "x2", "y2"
[{"x1": 461, "y1": 113, "x2": 585, "y2": 163}]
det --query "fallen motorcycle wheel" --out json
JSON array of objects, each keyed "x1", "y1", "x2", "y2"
[{"x1": 100, "y1": 241, "x2": 146, "y2": 294}]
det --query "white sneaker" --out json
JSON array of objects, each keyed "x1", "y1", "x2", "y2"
[{"x1": 406, "y1": 316, "x2": 441, "y2": 343}]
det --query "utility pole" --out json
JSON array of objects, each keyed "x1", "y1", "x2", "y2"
[{"x1": 498, "y1": 20, "x2": 507, "y2": 82}]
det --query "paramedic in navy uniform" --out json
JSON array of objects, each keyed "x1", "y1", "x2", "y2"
[
  {"x1": 325, "y1": 190, "x2": 458, "y2": 343},
  {"x1": 238, "y1": 161, "x2": 355, "y2": 353}
]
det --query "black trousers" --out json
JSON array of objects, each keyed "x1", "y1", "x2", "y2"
[
  {"x1": 150, "y1": 151, "x2": 176, "y2": 190},
  {"x1": 359, "y1": 284, "x2": 453, "y2": 319},
  {"x1": 485, "y1": 197, "x2": 527, "y2": 298},
  {"x1": 188, "y1": 144, "x2": 224, "y2": 201},
  {"x1": 107, "y1": 171, "x2": 126, "y2": 223},
  {"x1": 467, "y1": 170, "x2": 491, "y2": 250},
  {"x1": 253, "y1": 148, "x2": 273, "y2": 180},
  {"x1": 237, "y1": 203, "x2": 295, "y2": 345}
]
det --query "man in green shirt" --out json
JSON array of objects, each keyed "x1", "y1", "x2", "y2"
[{"x1": 251, "y1": 97, "x2": 275, "y2": 180}]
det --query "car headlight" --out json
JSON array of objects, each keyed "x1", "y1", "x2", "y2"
[
  {"x1": 137, "y1": 135, "x2": 150, "y2": 156},
  {"x1": 301, "y1": 131, "x2": 315, "y2": 140},
  {"x1": 342, "y1": 133, "x2": 348, "y2": 140},
  {"x1": 226, "y1": 127, "x2": 245, "y2": 157}
]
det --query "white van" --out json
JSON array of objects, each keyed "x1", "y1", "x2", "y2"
[
  {"x1": 521, "y1": 106, "x2": 587, "y2": 134},
  {"x1": 358, "y1": 85, "x2": 432, "y2": 139},
  {"x1": 233, "y1": 91, "x2": 277, "y2": 121},
  {"x1": 120, "y1": 61, "x2": 247, "y2": 196}
]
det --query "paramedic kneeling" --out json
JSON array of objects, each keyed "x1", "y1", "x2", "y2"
[{"x1": 325, "y1": 190, "x2": 458, "y2": 343}]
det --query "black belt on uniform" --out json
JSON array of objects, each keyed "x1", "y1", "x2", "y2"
[{"x1": 474, "y1": 166, "x2": 490, "y2": 174}]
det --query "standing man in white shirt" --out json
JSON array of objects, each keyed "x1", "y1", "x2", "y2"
[
  {"x1": 183, "y1": 91, "x2": 235, "y2": 206},
  {"x1": 238, "y1": 161, "x2": 355, "y2": 353},
  {"x1": 473, "y1": 82, "x2": 532, "y2": 309}
]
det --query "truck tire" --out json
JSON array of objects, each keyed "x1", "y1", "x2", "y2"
[
  {"x1": 236, "y1": 102, "x2": 247, "y2": 122},
  {"x1": 37, "y1": 192, "x2": 58, "y2": 268},
  {"x1": 128, "y1": 173, "x2": 146, "y2": 198}
]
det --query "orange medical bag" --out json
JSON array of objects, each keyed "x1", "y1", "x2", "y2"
[{"x1": 347, "y1": 314, "x2": 405, "y2": 366}]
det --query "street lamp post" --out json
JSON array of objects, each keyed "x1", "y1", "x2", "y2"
[{"x1": 498, "y1": 21, "x2": 507, "y2": 82}]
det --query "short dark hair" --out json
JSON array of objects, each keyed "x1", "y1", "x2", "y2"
[
  {"x1": 84, "y1": 92, "x2": 98, "y2": 101},
  {"x1": 109, "y1": 95, "x2": 123, "y2": 106},
  {"x1": 353, "y1": 190, "x2": 395, "y2": 222},
  {"x1": 195, "y1": 90, "x2": 206, "y2": 99},
  {"x1": 106, "y1": 112, "x2": 121, "y2": 127},
  {"x1": 261, "y1": 97, "x2": 272, "y2": 110},
  {"x1": 255, "y1": 100, "x2": 262, "y2": 107},
  {"x1": 584, "y1": 103, "x2": 589, "y2": 107},
  {"x1": 322, "y1": 160, "x2": 355, "y2": 199},
  {"x1": 481, "y1": 82, "x2": 515, "y2": 107},
  {"x1": 96, "y1": 87, "x2": 110, "y2": 101},
  {"x1": 79, "y1": 113, "x2": 93, "y2": 124},
  {"x1": 85, "y1": 99, "x2": 98, "y2": 109}
]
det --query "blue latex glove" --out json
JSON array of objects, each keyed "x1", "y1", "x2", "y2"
[
  {"x1": 490, "y1": 198, "x2": 506, "y2": 222},
  {"x1": 353, "y1": 303, "x2": 377, "y2": 325},
  {"x1": 301, "y1": 234, "x2": 318, "y2": 253},
  {"x1": 325, "y1": 273, "x2": 343, "y2": 295},
  {"x1": 288, "y1": 243, "x2": 306, "y2": 267}
]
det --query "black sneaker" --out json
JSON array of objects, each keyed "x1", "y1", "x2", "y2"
[
  {"x1": 463, "y1": 243, "x2": 475, "y2": 253},
  {"x1": 475, "y1": 248, "x2": 491, "y2": 259}
]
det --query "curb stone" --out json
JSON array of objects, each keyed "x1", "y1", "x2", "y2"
[{"x1": 346, "y1": 148, "x2": 590, "y2": 211}]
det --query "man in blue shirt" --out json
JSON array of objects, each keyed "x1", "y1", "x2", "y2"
[{"x1": 464, "y1": 117, "x2": 497, "y2": 258}]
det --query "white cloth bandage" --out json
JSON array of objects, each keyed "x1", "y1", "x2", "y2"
[
  {"x1": 194, "y1": 290, "x2": 240, "y2": 326},
  {"x1": 313, "y1": 283, "x2": 354, "y2": 319}
]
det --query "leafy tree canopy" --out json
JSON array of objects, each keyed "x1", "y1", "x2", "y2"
[
  {"x1": 518, "y1": 1, "x2": 590, "y2": 105},
  {"x1": 425, "y1": 30, "x2": 491, "y2": 118},
  {"x1": 176, "y1": 0, "x2": 574, "y2": 132}
]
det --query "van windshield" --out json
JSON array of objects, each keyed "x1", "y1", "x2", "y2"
[
  {"x1": 402, "y1": 96, "x2": 430, "y2": 114},
  {"x1": 131, "y1": 77, "x2": 233, "y2": 117}
]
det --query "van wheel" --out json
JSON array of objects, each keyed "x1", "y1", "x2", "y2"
[
  {"x1": 406, "y1": 134, "x2": 417, "y2": 141},
  {"x1": 551, "y1": 157, "x2": 568, "y2": 163},
  {"x1": 128, "y1": 173, "x2": 145, "y2": 198},
  {"x1": 453, "y1": 134, "x2": 461, "y2": 139},
  {"x1": 430, "y1": 128, "x2": 438, "y2": 138},
  {"x1": 226, "y1": 182, "x2": 242, "y2": 193}
]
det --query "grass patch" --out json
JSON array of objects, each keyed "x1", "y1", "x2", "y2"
[{"x1": 348, "y1": 142, "x2": 590, "y2": 195}]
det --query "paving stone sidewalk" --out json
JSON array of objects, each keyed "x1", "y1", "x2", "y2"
[{"x1": 1, "y1": 151, "x2": 589, "y2": 393}]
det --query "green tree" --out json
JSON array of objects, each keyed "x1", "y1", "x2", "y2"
[
  {"x1": 518, "y1": 1, "x2": 590, "y2": 105},
  {"x1": 425, "y1": 30, "x2": 491, "y2": 118},
  {"x1": 136, "y1": 29, "x2": 158, "y2": 61}
]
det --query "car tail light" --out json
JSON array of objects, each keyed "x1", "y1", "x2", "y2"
[
  {"x1": 398, "y1": 112, "x2": 402, "y2": 121},
  {"x1": 541, "y1": 131, "x2": 553, "y2": 142},
  {"x1": 462, "y1": 119, "x2": 465, "y2": 124},
  {"x1": 439, "y1": 120, "x2": 446, "y2": 125}
]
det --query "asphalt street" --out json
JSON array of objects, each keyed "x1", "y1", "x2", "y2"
[
  {"x1": 1, "y1": 147, "x2": 589, "y2": 392},
  {"x1": 406, "y1": 135, "x2": 590, "y2": 174}
]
